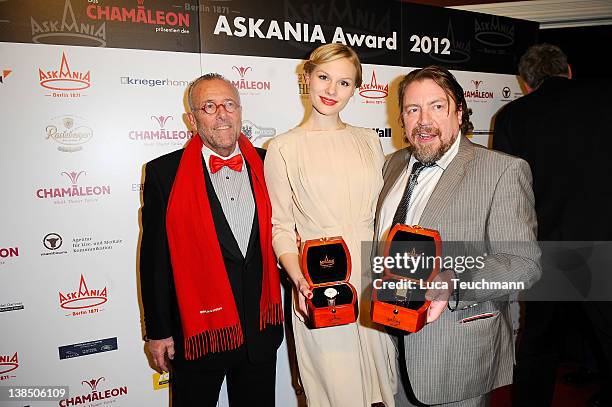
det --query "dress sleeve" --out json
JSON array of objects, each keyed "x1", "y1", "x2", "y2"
[{"x1": 264, "y1": 138, "x2": 299, "y2": 257}]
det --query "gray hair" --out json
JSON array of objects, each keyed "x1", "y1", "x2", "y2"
[
  {"x1": 519, "y1": 43, "x2": 570, "y2": 89},
  {"x1": 187, "y1": 73, "x2": 240, "y2": 111}
]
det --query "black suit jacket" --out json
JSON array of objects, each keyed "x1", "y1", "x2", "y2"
[
  {"x1": 493, "y1": 77, "x2": 612, "y2": 240},
  {"x1": 139, "y1": 147, "x2": 283, "y2": 369}
]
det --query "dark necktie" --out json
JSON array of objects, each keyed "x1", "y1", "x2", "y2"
[
  {"x1": 209, "y1": 154, "x2": 243, "y2": 174},
  {"x1": 391, "y1": 161, "x2": 436, "y2": 226}
]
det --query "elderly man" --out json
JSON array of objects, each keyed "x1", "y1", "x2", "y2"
[
  {"x1": 374, "y1": 66, "x2": 541, "y2": 406},
  {"x1": 139, "y1": 73, "x2": 283, "y2": 406}
]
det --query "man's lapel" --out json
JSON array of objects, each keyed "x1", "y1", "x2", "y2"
[{"x1": 418, "y1": 136, "x2": 474, "y2": 228}]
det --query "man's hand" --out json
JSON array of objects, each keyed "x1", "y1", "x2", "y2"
[
  {"x1": 425, "y1": 270, "x2": 455, "y2": 323},
  {"x1": 147, "y1": 337, "x2": 175, "y2": 372}
]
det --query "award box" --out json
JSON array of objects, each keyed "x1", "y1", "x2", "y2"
[
  {"x1": 371, "y1": 225, "x2": 441, "y2": 332},
  {"x1": 301, "y1": 237, "x2": 358, "y2": 328}
]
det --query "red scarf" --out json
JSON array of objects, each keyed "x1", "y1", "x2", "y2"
[{"x1": 166, "y1": 134, "x2": 282, "y2": 360}]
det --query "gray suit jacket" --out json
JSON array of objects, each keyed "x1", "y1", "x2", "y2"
[{"x1": 375, "y1": 136, "x2": 541, "y2": 404}]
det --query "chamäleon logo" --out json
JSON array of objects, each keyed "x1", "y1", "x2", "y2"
[
  {"x1": 35, "y1": 170, "x2": 111, "y2": 205},
  {"x1": 128, "y1": 115, "x2": 193, "y2": 146},
  {"x1": 464, "y1": 80, "x2": 494, "y2": 101},
  {"x1": 31, "y1": 0, "x2": 106, "y2": 47},
  {"x1": 59, "y1": 376, "x2": 128, "y2": 406},
  {"x1": 59, "y1": 274, "x2": 107, "y2": 316},
  {"x1": 38, "y1": 52, "x2": 91, "y2": 98},
  {"x1": 86, "y1": 0, "x2": 191, "y2": 35},
  {"x1": 230, "y1": 66, "x2": 271, "y2": 95}
]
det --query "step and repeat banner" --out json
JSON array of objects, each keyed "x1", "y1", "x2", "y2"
[{"x1": 0, "y1": 1, "x2": 537, "y2": 406}]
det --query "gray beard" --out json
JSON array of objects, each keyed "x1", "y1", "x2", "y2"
[{"x1": 408, "y1": 133, "x2": 458, "y2": 164}]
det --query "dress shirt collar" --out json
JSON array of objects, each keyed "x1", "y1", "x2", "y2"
[{"x1": 201, "y1": 142, "x2": 242, "y2": 174}]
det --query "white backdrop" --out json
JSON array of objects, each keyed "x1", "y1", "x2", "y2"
[{"x1": 0, "y1": 40, "x2": 524, "y2": 406}]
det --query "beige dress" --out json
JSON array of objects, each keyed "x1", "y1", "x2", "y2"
[{"x1": 264, "y1": 125, "x2": 397, "y2": 407}]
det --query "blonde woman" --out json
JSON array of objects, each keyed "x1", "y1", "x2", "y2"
[{"x1": 265, "y1": 44, "x2": 396, "y2": 407}]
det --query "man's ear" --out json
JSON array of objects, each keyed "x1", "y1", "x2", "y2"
[
  {"x1": 567, "y1": 64, "x2": 573, "y2": 80},
  {"x1": 186, "y1": 112, "x2": 197, "y2": 130}
]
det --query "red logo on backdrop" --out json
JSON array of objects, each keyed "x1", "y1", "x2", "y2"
[
  {"x1": 39, "y1": 52, "x2": 91, "y2": 92},
  {"x1": 0, "y1": 247, "x2": 19, "y2": 258},
  {"x1": 359, "y1": 70, "x2": 388, "y2": 103},
  {"x1": 59, "y1": 376, "x2": 128, "y2": 406},
  {"x1": 230, "y1": 66, "x2": 271, "y2": 93},
  {"x1": 59, "y1": 274, "x2": 108, "y2": 311},
  {"x1": 128, "y1": 115, "x2": 193, "y2": 142},
  {"x1": 0, "y1": 69, "x2": 11, "y2": 84},
  {"x1": 36, "y1": 170, "x2": 111, "y2": 200},
  {"x1": 86, "y1": 0, "x2": 190, "y2": 28},
  {"x1": 0, "y1": 352, "x2": 18, "y2": 376},
  {"x1": 464, "y1": 79, "x2": 494, "y2": 99}
]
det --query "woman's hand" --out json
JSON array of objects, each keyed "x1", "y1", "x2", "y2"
[{"x1": 294, "y1": 277, "x2": 313, "y2": 317}]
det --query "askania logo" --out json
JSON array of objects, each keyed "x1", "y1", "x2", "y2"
[
  {"x1": 42, "y1": 233, "x2": 68, "y2": 256},
  {"x1": 120, "y1": 76, "x2": 189, "y2": 87},
  {"x1": 36, "y1": 171, "x2": 111, "y2": 204},
  {"x1": 373, "y1": 127, "x2": 391, "y2": 138},
  {"x1": 129, "y1": 115, "x2": 193, "y2": 145},
  {"x1": 429, "y1": 20, "x2": 471, "y2": 64},
  {"x1": 59, "y1": 376, "x2": 128, "y2": 406},
  {"x1": 39, "y1": 52, "x2": 91, "y2": 98},
  {"x1": 86, "y1": 0, "x2": 190, "y2": 34},
  {"x1": 464, "y1": 80, "x2": 494, "y2": 101},
  {"x1": 0, "y1": 352, "x2": 18, "y2": 381},
  {"x1": 46, "y1": 115, "x2": 93, "y2": 152},
  {"x1": 297, "y1": 71, "x2": 309, "y2": 97},
  {"x1": 31, "y1": 0, "x2": 106, "y2": 47},
  {"x1": 59, "y1": 274, "x2": 107, "y2": 316},
  {"x1": 475, "y1": 16, "x2": 514, "y2": 47},
  {"x1": 359, "y1": 70, "x2": 388, "y2": 104},
  {"x1": 231, "y1": 66, "x2": 271, "y2": 95},
  {"x1": 0, "y1": 69, "x2": 11, "y2": 84},
  {"x1": 241, "y1": 120, "x2": 276, "y2": 144}
]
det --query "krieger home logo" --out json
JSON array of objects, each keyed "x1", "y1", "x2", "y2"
[
  {"x1": 120, "y1": 75, "x2": 189, "y2": 87},
  {"x1": 46, "y1": 115, "x2": 93, "y2": 152},
  {"x1": 231, "y1": 66, "x2": 271, "y2": 95},
  {"x1": 474, "y1": 16, "x2": 514, "y2": 47},
  {"x1": 464, "y1": 80, "x2": 494, "y2": 101},
  {"x1": 129, "y1": 115, "x2": 193, "y2": 145},
  {"x1": 241, "y1": 120, "x2": 276, "y2": 144},
  {"x1": 58, "y1": 376, "x2": 128, "y2": 407},
  {"x1": 359, "y1": 70, "x2": 388, "y2": 104},
  {"x1": 429, "y1": 20, "x2": 471, "y2": 64},
  {"x1": 86, "y1": 0, "x2": 190, "y2": 34},
  {"x1": 0, "y1": 352, "x2": 18, "y2": 381},
  {"x1": 36, "y1": 171, "x2": 111, "y2": 204},
  {"x1": 0, "y1": 69, "x2": 11, "y2": 84},
  {"x1": 31, "y1": 0, "x2": 106, "y2": 47},
  {"x1": 59, "y1": 274, "x2": 107, "y2": 316},
  {"x1": 39, "y1": 52, "x2": 91, "y2": 98}
]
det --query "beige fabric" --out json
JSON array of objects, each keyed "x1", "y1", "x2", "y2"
[{"x1": 265, "y1": 125, "x2": 397, "y2": 407}]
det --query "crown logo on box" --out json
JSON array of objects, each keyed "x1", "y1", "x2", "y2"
[{"x1": 320, "y1": 255, "x2": 334, "y2": 268}]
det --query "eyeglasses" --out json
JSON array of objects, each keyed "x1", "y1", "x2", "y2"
[{"x1": 195, "y1": 100, "x2": 240, "y2": 115}]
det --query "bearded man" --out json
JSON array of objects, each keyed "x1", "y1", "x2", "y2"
[{"x1": 373, "y1": 66, "x2": 541, "y2": 407}]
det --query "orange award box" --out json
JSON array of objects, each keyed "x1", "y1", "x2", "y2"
[
  {"x1": 301, "y1": 237, "x2": 358, "y2": 329},
  {"x1": 371, "y1": 224, "x2": 441, "y2": 333}
]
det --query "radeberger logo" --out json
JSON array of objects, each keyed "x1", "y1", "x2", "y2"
[
  {"x1": 59, "y1": 274, "x2": 107, "y2": 315},
  {"x1": 359, "y1": 70, "x2": 388, "y2": 104},
  {"x1": 0, "y1": 69, "x2": 11, "y2": 84},
  {"x1": 31, "y1": 0, "x2": 107, "y2": 47},
  {"x1": 46, "y1": 115, "x2": 93, "y2": 152},
  {"x1": 59, "y1": 376, "x2": 128, "y2": 407},
  {"x1": 0, "y1": 352, "x2": 18, "y2": 380}
]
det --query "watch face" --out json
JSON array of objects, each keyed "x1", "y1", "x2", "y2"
[{"x1": 324, "y1": 287, "x2": 338, "y2": 299}]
